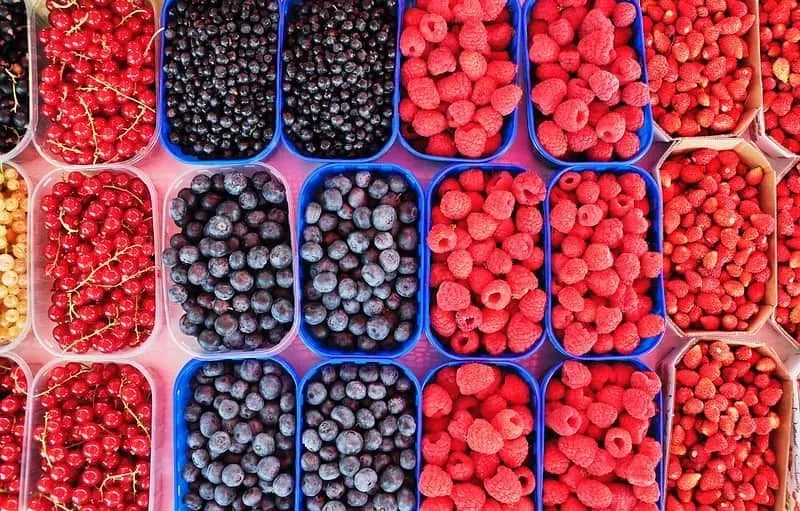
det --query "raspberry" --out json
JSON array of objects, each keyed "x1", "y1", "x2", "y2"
[
  {"x1": 578, "y1": 204, "x2": 604, "y2": 227},
  {"x1": 421, "y1": 465, "x2": 455, "y2": 497},
  {"x1": 622, "y1": 388, "x2": 652, "y2": 420},
  {"x1": 583, "y1": 243, "x2": 614, "y2": 271},
  {"x1": 500, "y1": 373, "x2": 531, "y2": 405},
  {"x1": 403, "y1": 7, "x2": 425, "y2": 25},
  {"x1": 505, "y1": 264, "x2": 536, "y2": 297},
  {"x1": 528, "y1": 34, "x2": 560, "y2": 63},
  {"x1": 612, "y1": 2, "x2": 636, "y2": 26},
  {"x1": 486, "y1": 60, "x2": 517, "y2": 85},
  {"x1": 486, "y1": 248, "x2": 512, "y2": 275},
  {"x1": 531, "y1": 78, "x2": 567, "y2": 116},
  {"x1": 460, "y1": 19, "x2": 489, "y2": 51},
  {"x1": 457, "y1": 169, "x2": 485, "y2": 191},
  {"x1": 456, "y1": 305, "x2": 483, "y2": 331},
  {"x1": 515, "y1": 207, "x2": 543, "y2": 236},
  {"x1": 486, "y1": 466, "x2": 523, "y2": 505},
  {"x1": 448, "y1": 409, "x2": 475, "y2": 442},
  {"x1": 432, "y1": 305, "x2": 458, "y2": 337},
  {"x1": 491, "y1": 85, "x2": 522, "y2": 116},
  {"x1": 479, "y1": 309, "x2": 509, "y2": 334},
  {"x1": 580, "y1": 8, "x2": 614, "y2": 36},
  {"x1": 622, "y1": 82, "x2": 649, "y2": 107},
  {"x1": 544, "y1": 443, "x2": 570, "y2": 475},
  {"x1": 546, "y1": 404, "x2": 582, "y2": 435},
  {"x1": 471, "y1": 77, "x2": 498, "y2": 106},
  {"x1": 428, "y1": 47, "x2": 458, "y2": 76},
  {"x1": 400, "y1": 26, "x2": 428, "y2": 57},
  {"x1": 456, "y1": 363, "x2": 498, "y2": 395},
  {"x1": 543, "y1": 480, "x2": 571, "y2": 505},
  {"x1": 558, "y1": 286, "x2": 585, "y2": 312},
  {"x1": 568, "y1": 126, "x2": 598, "y2": 153},
  {"x1": 588, "y1": 70, "x2": 620, "y2": 102},
  {"x1": 551, "y1": 200, "x2": 578, "y2": 233},
  {"x1": 596, "y1": 112, "x2": 626, "y2": 143},
  {"x1": 460, "y1": 50, "x2": 488, "y2": 81},
  {"x1": 503, "y1": 233, "x2": 535, "y2": 260},
  {"x1": 451, "y1": 483, "x2": 487, "y2": 511},
  {"x1": 429, "y1": 224, "x2": 458, "y2": 253},
  {"x1": 615, "y1": 131, "x2": 640, "y2": 160},
  {"x1": 604, "y1": 427, "x2": 632, "y2": 457},
  {"x1": 439, "y1": 72, "x2": 473, "y2": 103},
  {"x1": 596, "y1": 305, "x2": 623, "y2": 334},
  {"x1": 576, "y1": 479, "x2": 613, "y2": 508},
  {"x1": 563, "y1": 322, "x2": 597, "y2": 355},
  {"x1": 519, "y1": 288, "x2": 545, "y2": 321},
  {"x1": 487, "y1": 23, "x2": 514, "y2": 49},
  {"x1": 423, "y1": 431, "x2": 453, "y2": 465},
  {"x1": 613, "y1": 57, "x2": 642, "y2": 84},
  {"x1": 592, "y1": 218, "x2": 623, "y2": 246},
  {"x1": 578, "y1": 29, "x2": 614, "y2": 65},
  {"x1": 414, "y1": 109, "x2": 449, "y2": 137},
  {"x1": 427, "y1": 0, "x2": 453, "y2": 20},
  {"x1": 562, "y1": 360, "x2": 591, "y2": 388},
  {"x1": 451, "y1": 330, "x2": 481, "y2": 354},
  {"x1": 587, "y1": 401, "x2": 618, "y2": 428},
  {"x1": 491, "y1": 409, "x2": 524, "y2": 440},
  {"x1": 455, "y1": 123, "x2": 488, "y2": 158},
  {"x1": 617, "y1": 105, "x2": 644, "y2": 131},
  {"x1": 554, "y1": 99, "x2": 590, "y2": 133},
  {"x1": 446, "y1": 451, "x2": 475, "y2": 481},
  {"x1": 498, "y1": 436, "x2": 529, "y2": 468},
  {"x1": 408, "y1": 77, "x2": 441, "y2": 109},
  {"x1": 588, "y1": 141, "x2": 614, "y2": 161},
  {"x1": 423, "y1": 383, "x2": 454, "y2": 418},
  {"x1": 399, "y1": 97, "x2": 419, "y2": 123},
  {"x1": 637, "y1": 314, "x2": 665, "y2": 338},
  {"x1": 427, "y1": 133, "x2": 458, "y2": 157},
  {"x1": 467, "y1": 211, "x2": 500, "y2": 241},
  {"x1": 421, "y1": 497, "x2": 454, "y2": 511},
  {"x1": 558, "y1": 434, "x2": 598, "y2": 468},
  {"x1": 437, "y1": 281, "x2": 472, "y2": 311},
  {"x1": 480, "y1": 190, "x2": 515, "y2": 220},
  {"x1": 452, "y1": 0, "x2": 482, "y2": 21},
  {"x1": 420, "y1": 13, "x2": 448, "y2": 42},
  {"x1": 548, "y1": 17, "x2": 575, "y2": 45},
  {"x1": 537, "y1": 120, "x2": 568, "y2": 157},
  {"x1": 467, "y1": 418, "x2": 504, "y2": 454}
]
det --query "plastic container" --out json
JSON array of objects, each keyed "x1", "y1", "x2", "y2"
[
  {"x1": 523, "y1": 0, "x2": 654, "y2": 167},
  {"x1": 30, "y1": 165, "x2": 162, "y2": 359},
  {"x1": 0, "y1": 0, "x2": 34, "y2": 162},
  {"x1": 297, "y1": 358, "x2": 420, "y2": 511},
  {"x1": 0, "y1": 162, "x2": 32, "y2": 355},
  {"x1": 279, "y1": 0, "x2": 401, "y2": 163},
  {"x1": 544, "y1": 165, "x2": 665, "y2": 359},
  {"x1": 162, "y1": 163, "x2": 299, "y2": 360},
  {"x1": 0, "y1": 352, "x2": 32, "y2": 511},
  {"x1": 421, "y1": 360, "x2": 540, "y2": 510},
  {"x1": 29, "y1": 0, "x2": 161, "y2": 167},
  {"x1": 423, "y1": 163, "x2": 547, "y2": 360},
  {"x1": 22, "y1": 359, "x2": 157, "y2": 511},
  {"x1": 173, "y1": 356, "x2": 299, "y2": 511},
  {"x1": 296, "y1": 163, "x2": 424, "y2": 358},
  {"x1": 157, "y1": 0, "x2": 283, "y2": 165},
  {"x1": 540, "y1": 359, "x2": 665, "y2": 511},
  {"x1": 396, "y1": 0, "x2": 521, "y2": 163}
]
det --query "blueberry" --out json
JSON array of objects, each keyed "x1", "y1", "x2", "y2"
[
  {"x1": 352, "y1": 206, "x2": 371, "y2": 229},
  {"x1": 271, "y1": 298, "x2": 294, "y2": 324},
  {"x1": 269, "y1": 245, "x2": 292, "y2": 269},
  {"x1": 305, "y1": 202, "x2": 322, "y2": 224},
  {"x1": 256, "y1": 456, "x2": 281, "y2": 481},
  {"x1": 251, "y1": 433, "x2": 275, "y2": 457},
  {"x1": 170, "y1": 198, "x2": 188, "y2": 224},
  {"x1": 168, "y1": 284, "x2": 189, "y2": 304},
  {"x1": 261, "y1": 178, "x2": 286, "y2": 204},
  {"x1": 322, "y1": 188, "x2": 343, "y2": 211},
  {"x1": 273, "y1": 473, "x2": 294, "y2": 497},
  {"x1": 205, "y1": 215, "x2": 233, "y2": 240},
  {"x1": 371, "y1": 205, "x2": 396, "y2": 231},
  {"x1": 230, "y1": 270, "x2": 255, "y2": 292},
  {"x1": 346, "y1": 231, "x2": 370, "y2": 254},
  {"x1": 361, "y1": 263, "x2": 385, "y2": 287},
  {"x1": 302, "y1": 242, "x2": 324, "y2": 263},
  {"x1": 246, "y1": 246, "x2": 269, "y2": 269},
  {"x1": 302, "y1": 473, "x2": 324, "y2": 496},
  {"x1": 335, "y1": 430, "x2": 364, "y2": 455},
  {"x1": 313, "y1": 272, "x2": 338, "y2": 293},
  {"x1": 326, "y1": 309, "x2": 349, "y2": 332},
  {"x1": 223, "y1": 173, "x2": 248, "y2": 196},
  {"x1": 306, "y1": 382, "x2": 328, "y2": 406},
  {"x1": 368, "y1": 179, "x2": 388, "y2": 200},
  {"x1": 395, "y1": 276, "x2": 418, "y2": 298},
  {"x1": 397, "y1": 227, "x2": 418, "y2": 251}
]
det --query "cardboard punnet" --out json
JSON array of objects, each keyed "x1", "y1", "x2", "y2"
[
  {"x1": 769, "y1": 163, "x2": 800, "y2": 350},
  {"x1": 783, "y1": 355, "x2": 800, "y2": 511},
  {"x1": 650, "y1": 0, "x2": 762, "y2": 142},
  {"x1": 661, "y1": 339, "x2": 792, "y2": 511},
  {"x1": 656, "y1": 137, "x2": 778, "y2": 338}
]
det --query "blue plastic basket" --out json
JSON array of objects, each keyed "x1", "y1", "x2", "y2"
[
  {"x1": 421, "y1": 361, "x2": 542, "y2": 510},
  {"x1": 424, "y1": 163, "x2": 548, "y2": 360},
  {"x1": 279, "y1": 0, "x2": 402, "y2": 163},
  {"x1": 157, "y1": 0, "x2": 284, "y2": 164},
  {"x1": 296, "y1": 359, "x2": 422, "y2": 511},
  {"x1": 397, "y1": 0, "x2": 521, "y2": 163},
  {"x1": 544, "y1": 165, "x2": 666, "y2": 359},
  {"x1": 172, "y1": 357, "x2": 300, "y2": 511},
  {"x1": 296, "y1": 163, "x2": 425, "y2": 358},
  {"x1": 539, "y1": 359, "x2": 666, "y2": 511},
  {"x1": 522, "y1": 0, "x2": 654, "y2": 167}
]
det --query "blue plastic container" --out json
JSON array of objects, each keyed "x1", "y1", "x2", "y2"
[
  {"x1": 522, "y1": 0, "x2": 654, "y2": 167},
  {"x1": 172, "y1": 357, "x2": 300, "y2": 511},
  {"x1": 296, "y1": 359, "x2": 422, "y2": 511},
  {"x1": 539, "y1": 359, "x2": 666, "y2": 511},
  {"x1": 157, "y1": 0, "x2": 284, "y2": 165},
  {"x1": 279, "y1": 0, "x2": 402, "y2": 163},
  {"x1": 424, "y1": 164, "x2": 548, "y2": 360},
  {"x1": 544, "y1": 165, "x2": 666, "y2": 359},
  {"x1": 397, "y1": 0, "x2": 521, "y2": 163},
  {"x1": 297, "y1": 163, "x2": 425, "y2": 358},
  {"x1": 421, "y1": 361, "x2": 542, "y2": 510}
]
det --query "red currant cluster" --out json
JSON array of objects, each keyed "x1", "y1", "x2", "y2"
[
  {"x1": 28, "y1": 362, "x2": 152, "y2": 511},
  {"x1": 0, "y1": 358, "x2": 27, "y2": 511},
  {"x1": 38, "y1": 0, "x2": 157, "y2": 165},
  {"x1": 41, "y1": 171, "x2": 156, "y2": 354}
]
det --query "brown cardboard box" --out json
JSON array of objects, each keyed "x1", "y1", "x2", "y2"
[
  {"x1": 656, "y1": 137, "x2": 778, "y2": 338},
  {"x1": 661, "y1": 339, "x2": 791, "y2": 511}
]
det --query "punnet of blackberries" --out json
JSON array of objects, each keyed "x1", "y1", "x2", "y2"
[
  {"x1": 163, "y1": 170, "x2": 295, "y2": 353},
  {"x1": 301, "y1": 170, "x2": 421, "y2": 354},
  {"x1": 0, "y1": 0, "x2": 29, "y2": 154},
  {"x1": 180, "y1": 360, "x2": 296, "y2": 511},
  {"x1": 163, "y1": 0, "x2": 279, "y2": 160},
  {"x1": 282, "y1": 0, "x2": 397, "y2": 159},
  {"x1": 300, "y1": 362, "x2": 418, "y2": 511}
]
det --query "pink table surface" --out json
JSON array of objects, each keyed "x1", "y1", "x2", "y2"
[{"x1": 6, "y1": 100, "x2": 800, "y2": 510}]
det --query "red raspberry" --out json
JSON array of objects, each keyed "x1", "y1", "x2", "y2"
[
  {"x1": 429, "y1": 224, "x2": 458, "y2": 253},
  {"x1": 580, "y1": 8, "x2": 613, "y2": 36},
  {"x1": 548, "y1": 17, "x2": 575, "y2": 45},
  {"x1": 456, "y1": 363, "x2": 499, "y2": 395},
  {"x1": 558, "y1": 286, "x2": 585, "y2": 312},
  {"x1": 621, "y1": 82, "x2": 649, "y2": 107},
  {"x1": 486, "y1": 466, "x2": 523, "y2": 505},
  {"x1": 451, "y1": 330, "x2": 481, "y2": 354},
  {"x1": 506, "y1": 313, "x2": 540, "y2": 352},
  {"x1": 578, "y1": 29, "x2": 614, "y2": 65},
  {"x1": 615, "y1": 131, "x2": 640, "y2": 159},
  {"x1": 419, "y1": 13, "x2": 448, "y2": 42},
  {"x1": 451, "y1": 483, "x2": 487, "y2": 511},
  {"x1": 487, "y1": 23, "x2": 514, "y2": 49},
  {"x1": 473, "y1": 107, "x2": 504, "y2": 137},
  {"x1": 467, "y1": 418, "x2": 504, "y2": 454},
  {"x1": 553, "y1": 99, "x2": 590, "y2": 133},
  {"x1": 446, "y1": 452, "x2": 475, "y2": 481},
  {"x1": 428, "y1": 47, "x2": 458, "y2": 76},
  {"x1": 441, "y1": 190, "x2": 472, "y2": 220},
  {"x1": 568, "y1": 126, "x2": 598, "y2": 153},
  {"x1": 499, "y1": 373, "x2": 531, "y2": 405},
  {"x1": 604, "y1": 427, "x2": 632, "y2": 457},
  {"x1": 588, "y1": 70, "x2": 620, "y2": 102},
  {"x1": 612, "y1": 2, "x2": 636, "y2": 26},
  {"x1": 439, "y1": 72, "x2": 473, "y2": 103},
  {"x1": 519, "y1": 288, "x2": 546, "y2": 321},
  {"x1": 576, "y1": 479, "x2": 613, "y2": 508},
  {"x1": 486, "y1": 60, "x2": 517, "y2": 85},
  {"x1": 486, "y1": 248, "x2": 512, "y2": 274},
  {"x1": 460, "y1": 19, "x2": 489, "y2": 51},
  {"x1": 460, "y1": 50, "x2": 488, "y2": 81},
  {"x1": 472, "y1": 77, "x2": 498, "y2": 106},
  {"x1": 420, "y1": 465, "x2": 454, "y2": 497},
  {"x1": 587, "y1": 401, "x2": 618, "y2": 428},
  {"x1": 455, "y1": 123, "x2": 488, "y2": 158},
  {"x1": 562, "y1": 360, "x2": 591, "y2": 388},
  {"x1": 588, "y1": 141, "x2": 614, "y2": 161},
  {"x1": 491, "y1": 409, "x2": 525, "y2": 440},
  {"x1": 505, "y1": 264, "x2": 536, "y2": 297},
  {"x1": 423, "y1": 383, "x2": 454, "y2": 418},
  {"x1": 511, "y1": 172, "x2": 546, "y2": 206},
  {"x1": 583, "y1": 243, "x2": 614, "y2": 271},
  {"x1": 563, "y1": 322, "x2": 597, "y2": 355},
  {"x1": 423, "y1": 431, "x2": 453, "y2": 465},
  {"x1": 543, "y1": 480, "x2": 571, "y2": 506},
  {"x1": 528, "y1": 34, "x2": 560, "y2": 63},
  {"x1": 546, "y1": 404, "x2": 582, "y2": 436},
  {"x1": 400, "y1": 26, "x2": 427, "y2": 57},
  {"x1": 421, "y1": 497, "x2": 454, "y2": 511},
  {"x1": 408, "y1": 77, "x2": 441, "y2": 109},
  {"x1": 499, "y1": 436, "x2": 529, "y2": 468},
  {"x1": 427, "y1": 133, "x2": 457, "y2": 157},
  {"x1": 637, "y1": 313, "x2": 665, "y2": 338},
  {"x1": 531, "y1": 78, "x2": 567, "y2": 116},
  {"x1": 596, "y1": 112, "x2": 626, "y2": 143},
  {"x1": 437, "y1": 281, "x2": 471, "y2": 311},
  {"x1": 432, "y1": 305, "x2": 457, "y2": 337},
  {"x1": 558, "y1": 434, "x2": 598, "y2": 468},
  {"x1": 551, "y1": 200, "x2": 578, "y2": 233},
  {"x1": 413, "y1": 109, "x2": 448, "y2": 137},
  {"x1": 399, "y1": 97, "x2": 419, "y2": 123},
  {"x1": 491, "y1": 85, "x2": 523, "y2": 116}
]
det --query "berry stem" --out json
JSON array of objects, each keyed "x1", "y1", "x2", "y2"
[
  {"x1": 87, "y1": 75, "x2": 154, "y2": 113},
  {"x1": 67, "y1": 244, "x2": 142, "y2": 294},
  {"x1": 34, "y1": 367, "x2": 90, "y2": 398}
]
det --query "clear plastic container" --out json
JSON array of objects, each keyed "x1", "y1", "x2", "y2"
[
  {"x1": 162, "y1": 163, "x2": 299, "y2": 360},
  {"x1": 30, "y1": 165, "x2": 162, "y2": 358},
  {"x1": 0, "y1": 0, "x2": 35, "y2": 162},
  {"x1": 0, "y1": 161, "x2": 32, "y2": 354},
  {"x1": 0, "y1": 352, "x2": 32, "y2": 511},
  {"x1": 21, "y1": 359, "x2": 157, "y2": 511},
  {"x1": 28, "y1": 0, "x2": 161, "y2": 167}
]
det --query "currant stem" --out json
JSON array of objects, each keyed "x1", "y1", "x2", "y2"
[
  {"x1": 67, "y1": 244, "x2": 142, "y2": 294},
  {"x1": 34, "y1": 367, "x2": 90, "y2": 398},
  {"x1": 87, "y1": 75, "x2": 154, "y2": 113},
  {"x1": 3, "y1": 69, "x2": 19, "y2": 114}
]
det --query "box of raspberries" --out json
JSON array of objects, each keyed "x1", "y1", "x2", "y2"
[
  {"x1": 661, "y1": 339, "x2": 792, "y2": 511},
  {"x1": 657, "y1": 137, "x2": 778, "y2": 338}
]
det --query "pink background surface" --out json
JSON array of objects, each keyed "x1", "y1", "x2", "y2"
[{"x1": 5, "y1": 100, "x2": 799, "y2": 509}]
